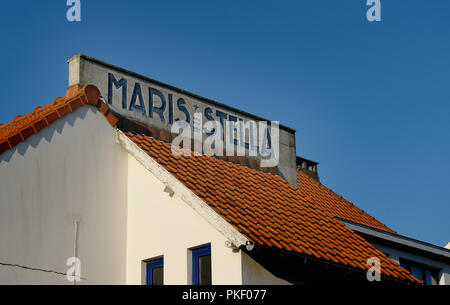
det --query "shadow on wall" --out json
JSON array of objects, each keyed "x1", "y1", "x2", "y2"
[{"x1": 0, "y1": 106, "x2": 95, "y2": 164}]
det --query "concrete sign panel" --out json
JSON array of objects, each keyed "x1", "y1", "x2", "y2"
[{"x1": 68, "y1": 54, "x2": 298, "y2": 186}]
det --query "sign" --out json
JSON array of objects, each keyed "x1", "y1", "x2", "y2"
[{"x1": 68, "y1": 54, "x2": 298, "y2": 186}]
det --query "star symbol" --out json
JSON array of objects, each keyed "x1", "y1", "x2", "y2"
[{"x1": 193, "y1": 104, "x2": 200, "y2": 111}]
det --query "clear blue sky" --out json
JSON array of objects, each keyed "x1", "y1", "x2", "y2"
[{"x1": 0, "y1": 1, "x2": 448, "y2": 246}]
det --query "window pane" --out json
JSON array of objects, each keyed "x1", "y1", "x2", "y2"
[
  {"x1": 198, "y1": 254, "x2": 212, "y2": 285},
  {"x1": 411, "y1": 266, "x2": 423, "y2": 282},
  {"x1": 152, "y1": 266, "x2": 164, "y2": 285},
  {"x1": 146, "y1": 258, "x2": 164, "y2": 285},
  {"x1": 425, "y1": 269, "x2": 439, "y2": 285}
]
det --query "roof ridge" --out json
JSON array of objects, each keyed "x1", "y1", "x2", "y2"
[
  {"x1": 126, "y1": 130, "x2": 286, "y2": 182},
  {"x1": 0, "y1": 97, "x2": 66, "y2": 131},
  {"x1": 0, "y1": 85, "x2": 118, "y2": 156},
  {"x1": 120, "y1": 126, "x2": 281, "y2": 178}
]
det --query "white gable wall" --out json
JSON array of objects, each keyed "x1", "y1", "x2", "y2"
[
  {"x1": 126, "y1": 153, "x2": 289, "y2": 285},
  {"x1": 0, "y1": 106, "x2": 128, "y2": 284},
  {"x1": 126, "y1": 154, "x2": 242, "y2": 284}
]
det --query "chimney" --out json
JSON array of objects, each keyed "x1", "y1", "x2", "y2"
[{"x1": 297, "y1": 156, "x2": 319, "y2": 182}]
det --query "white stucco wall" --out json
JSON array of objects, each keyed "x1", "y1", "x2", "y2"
[
  {"x1": 125, "y1": 154, "x2": 289, "y2": 285},
  {"x1": 126, "y1": 154, "x2": 242, "y2": 284},
  {"x1": 0, "y1": 106, "x2": 128, "y2": 284}
]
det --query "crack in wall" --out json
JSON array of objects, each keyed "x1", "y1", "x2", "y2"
[{"x1": 0, "y1": 261, "x2": 87, "y2": 281}]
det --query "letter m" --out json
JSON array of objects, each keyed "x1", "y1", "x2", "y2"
[{"x1": 108, "y1": 73, "x2": 127, "y2": 109}]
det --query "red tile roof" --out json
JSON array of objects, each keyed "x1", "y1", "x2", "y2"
[
  {"x1": 297, "y1": 171, "x2": 396, "y2": 233},
  {"x1": 0, "y1": 85, "x2": 118, "y2": 156},
  {"x1": 0, "y1": 84, "x2": 418, "y2": 283},
  {"x1": 123, "y1": 131, "x2": 419, "y2": 283}
]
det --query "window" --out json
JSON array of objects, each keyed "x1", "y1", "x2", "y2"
[
  {"x1": 146, "y1": 257, "x2": 164, "y2": 285},
  {"x1": 192, "y1": 246, "x2": 212, "y2": 285},
  {"x1": 400, "y1": 258, "x2": 439, "y2": 285}
]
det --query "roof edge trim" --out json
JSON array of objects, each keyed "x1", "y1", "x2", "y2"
[
  {"x1": 0, "y1": 85, "x2": 119, "y2": 156},
  {"x1": 115, "y1": 129, "x2": 250, "y2": 249}
]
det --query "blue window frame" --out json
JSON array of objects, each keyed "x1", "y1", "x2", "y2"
[
  {"x1": 192, "y1": 246, "x2": 212, "y2": 285},
  {"x1": 400, "y1": 258, "x2": 439, "y2": 285},
  {"x1": 146, "y1": 258, "x2": 164, "y2": 285}
]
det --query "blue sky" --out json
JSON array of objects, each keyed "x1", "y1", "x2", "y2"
[{"x1": 0, "y1": 1, "x2": 449, "y2": 246}]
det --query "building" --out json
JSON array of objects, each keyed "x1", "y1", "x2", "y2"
[{"x1": 0, "y1": 55, "x2": 448, "y2": 285}]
